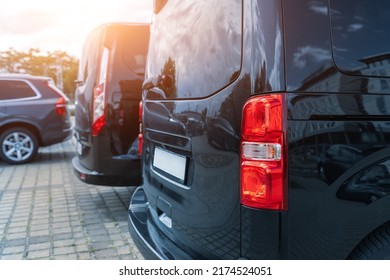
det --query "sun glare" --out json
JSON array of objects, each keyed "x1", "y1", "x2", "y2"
[{"x1": 1, "y1": 0, "x2": 152, "y2": 57}]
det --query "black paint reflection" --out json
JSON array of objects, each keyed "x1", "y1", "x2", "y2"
[
  {"x1": 285, "y1": 0, "x2": 390, "y2": 92},
  {"x1": 330, "y1": 0, "x2": 390, "y2": 76},
  {"x1": 147, "y1": 0, "x2": 241, "y2": 99},
  {"x1": 338, "y1": 159, "x2": 390, "y2": 203}
]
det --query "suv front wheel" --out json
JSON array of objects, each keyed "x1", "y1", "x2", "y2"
[{"x1": 0, "y1": 127, "x2": 38, "y2": 164}]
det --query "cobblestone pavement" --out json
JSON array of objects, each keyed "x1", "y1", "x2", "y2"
[{"x1": 0, "y1": 139, "x2": 143, "y2": 260}]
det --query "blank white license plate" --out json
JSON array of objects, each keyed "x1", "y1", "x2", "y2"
[{"x1": 153, "y1": 147, "x2": 187, "y2": 181}]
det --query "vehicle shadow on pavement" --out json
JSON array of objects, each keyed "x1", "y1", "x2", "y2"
[{"x1": 33, "y1": 140, "x2": 76, "y2": 164}]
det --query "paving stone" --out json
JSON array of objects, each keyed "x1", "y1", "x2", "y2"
[
  {"x1": 2, "y1": 245, "x2": 25, "y2": 255},
  {"x1": 54, "y1": 239, "x2": 76, "y2": 248},
  {"x1": 93, "y1": 248, "x2": 119, "y2": 259},
  {"x1": 30, "y1": 230, "x2": 50, "y2": 237},
  {"x1": 75, "y1": 244, "x2": 89, "y2": 252},
  {"x1": 6, "y1": 232, "x2": 27, "y2": 240},
  {"x1": 54, "y1": 254, "x2": 78, "y2": 260},
  {"x1": 29, "y1": 236, "x2": 50, "y2": 244},
  {"x1": 27, "y1": 249, "x2": 50, "y2": 259},
  {"x1": 28, "y1": 242, "x2": 51, "y2": 251},
  {"x1": 1, "y1": 253, "x2": 24, "y2": 260},
  {"x1": 7, "y1": 227, "x2": 28, "y2": 234},
  {"x1": 30, "y1": 224, "x2": 49, "y2": 231},
  {"x1": 77, "y1": 252, "x2": 92, "y2": 259},
  {"x1": 0, "y1": 139, "x2": 141, "y2": 260},
  {"x1": 4, "y1": 238, "x2": 26, "y2": 247},
  {"x1": 90, "y1": 241, "x2": 114, "y2": 251},
  {"x1": 53, "y1": 246, "x2": 77, "y2": 256}
]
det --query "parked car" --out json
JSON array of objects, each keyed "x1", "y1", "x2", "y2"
[
  {"x1": 128, "y1": 0, "x2": 390, "y2": 259},
  {"x1": 72, "y1": 23, "x2": 149, "y2": 186},
  {"x1": 0, "y1": 74, "x2": 72, "y2": 164}
]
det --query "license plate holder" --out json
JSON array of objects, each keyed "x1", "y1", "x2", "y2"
[{"x1": 153, "y1": 147, "x2": 187, "y2": 182}]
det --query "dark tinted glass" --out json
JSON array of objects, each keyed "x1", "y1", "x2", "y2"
[
  {"x1": 0, "y1": 80, "x2": 37, "y2": 100},
  {"x1": 123, "y1": 27, "x2": 149, "y2": 74},
  {"x1": 147, "y1": 0, "x2": 242, "y2": 99},
  {"x1": 330, "y1": 0, "x2": 390, "y2": 77},
  {"x1": 284, "y1": 0, "x2": 333, "y2": 91}
]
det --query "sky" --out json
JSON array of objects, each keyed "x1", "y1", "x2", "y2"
[{"x1": 0, "y1": 0, "x2": 153, "y2": 58}]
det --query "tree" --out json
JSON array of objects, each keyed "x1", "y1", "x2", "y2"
[{"x1": 0, "y1": 48, "x2": 79, "y2": 100}]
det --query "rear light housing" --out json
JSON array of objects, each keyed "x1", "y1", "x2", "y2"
[
  {"x1": 240, "y1": 94, "x2": 287, "y2": 211},
  {"x1": 92, "y1": 47, "x2": 109, "y2": 137},
  {"x1": 45, "y1": 80, "x2": 69, "y2": 116},
  {"x1": 138, "y1": 101, "x2": 143, "y2": 156},
  {"x1": 55, "y1": 97, "x2": 67, "y2": 116}
]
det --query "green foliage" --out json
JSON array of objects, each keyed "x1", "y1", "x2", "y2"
[{"x1": 0, "y1": 48, "x2": 79, "y2": 100}]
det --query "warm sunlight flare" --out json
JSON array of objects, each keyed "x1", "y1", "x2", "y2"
[{"x1": 0, "y1": 0, "x2": 152, "y2": 57}]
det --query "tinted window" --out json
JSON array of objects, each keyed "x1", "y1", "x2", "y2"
[
  {"x1": 284, "y1": 0, "x2": 333, "y2": 91},
  {"x1": 147, "y1": 0, "x2": 242, "y2": 99},
  {"x1": 0, "y1": 80, "x2": 37, "y2": 100},
  {"x1": 123, "y1": 27, "x2": 149, "y2": 74},
  {"x1": 330, "y1": 0, "x2": 390, "y2": 77}
]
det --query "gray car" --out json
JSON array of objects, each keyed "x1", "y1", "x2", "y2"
[{"x1": 0, "y1": 74, "x2": 73, "y2": 164}]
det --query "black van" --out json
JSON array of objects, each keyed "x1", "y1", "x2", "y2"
[
  {"x1": 128, "y1": 0, "x2": 390, "y2": 259},
  {"x1": 72, "y1": 23, "x2": 149, "y2": 186}
]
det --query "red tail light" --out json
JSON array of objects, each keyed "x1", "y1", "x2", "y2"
[
  {"x1": 139, "y1": 101, "x2": 143, "y2": 122},
  {"x1": 55, "y1": 97, "x2": 67, "y2": 116},
  {"x1": 138, "y1": 101, "x2": 143, "y2": 156},
  {"x1": 92, "y1": 47, "x2": 109, "y2": 137},
  {"x1": 138, "y1": 133, "x2": 143, "y2": 156},
  {"x1": 92, "y1": 115, "x2": 106, "y2": 137},
  {"x1": 240, "y1": 94, "x2": 287, "y2": 211},
  {"x1": 45, "y1": 80, "x2": 68, "y2": 116}
]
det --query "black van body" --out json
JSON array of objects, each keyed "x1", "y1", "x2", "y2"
[
  {"x1": 72, "y1": 23, "x2": 149, "y2": 186},
  {"x1": 128, "y1": 0, "x2": 390, "y2": 259}
]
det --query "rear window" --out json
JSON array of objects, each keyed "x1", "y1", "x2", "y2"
[
  {"x1": 123, "y1": 26, "x2": 149, "y2": 75},
  {"x1": 330, "y1": 0, "x2": 390, "y2": 77},
  {"x1": 0, "y1": 80, "x2": 38, "y2": 101},
  {"x1": 148, "y1": 0, "x2": 242, "y2": 99},
  {"x1": 46, "y1": 79, "x2": 68, "y2": 99}
]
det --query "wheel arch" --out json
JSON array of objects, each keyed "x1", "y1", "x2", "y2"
[
  {"x1": 348, "y1": 221, "x2": 390, "y2": 259},
  {"x1": 0, "y1": 121, "x2": 43, "y2": 146}
]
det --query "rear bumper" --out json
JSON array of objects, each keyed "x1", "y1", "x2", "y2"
[
  {"x1": 42, "y1": 126, "x2": 73, "y2": 146},
  {"x1": 128, "y1": 187, "x2": 193, "y2": 260},
  {"x1": 72, "y1": 156, "x2": 141, "y2": 186}
]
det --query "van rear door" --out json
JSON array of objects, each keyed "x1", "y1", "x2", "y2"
[
  {"x1": 107, "y1": 24, "x2": 149, "y2": 157},
  {"x1": 140, "y1": 0, "x2": 243, "y2": 259}
]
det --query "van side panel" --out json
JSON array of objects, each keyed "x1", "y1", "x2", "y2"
[
  {"x1": 140, "y1": 0, "x2": 245, "y2": 259},
  {"x1": 285, "y1": 0, "x2": 390, "y2": 259}
]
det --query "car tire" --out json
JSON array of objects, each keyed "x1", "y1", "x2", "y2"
[
  {"x1": 348, "y1": 222, "x2": 390, "y2": 259},
  {"x1": 0, "y1": 127, "x2": 39, "y2": 164}
]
